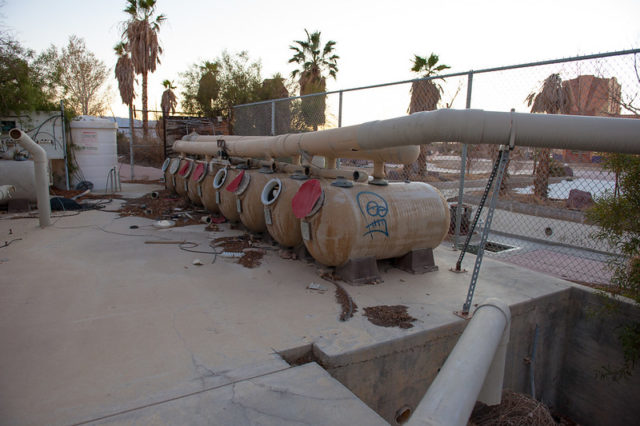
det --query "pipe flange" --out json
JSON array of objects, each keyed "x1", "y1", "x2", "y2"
[
  {"x1": 290, "y1": 171, "x2": 309, "y2": 180},
  {"x1": 369, "y1": 178, "x2": 389, "y2": 186},
  {"x1": 331, "y1": 176, "x2": 354, "y2": 188},
  {"x1": 261, "y1": 178, "x2": 282, "y2": 206},
  {"x1": 259, "y1": 165, "x2": 275, "y2": 174}
]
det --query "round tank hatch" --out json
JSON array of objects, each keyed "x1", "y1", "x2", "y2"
[
  {"x1": 226, "y1": 170, "x2": 246, "y2": 193},
  {"x1": 292, "y1": 179, "x2": 324, "y2": 219},
  {"x1": 169, "y1": 158, "x2": 181, "y2": 174},
  {"x1": 178, "y1": 160, "x2": 194, "y2": 177},
  {"x1": 261, "y1": 178, "x2": 282, "y2": 206},
  {"x1": 161, "y1": 157, "x2": 172, "y2": 173},
  {"x1": 213, "y1": 168, "x2": 228, "y2": 189},
  {"x1": 233, "y1": 171, "x2": 251, "y2": 195},
  {"x1": 191, "y1": 163, "x2": 207, "y2": 183}
]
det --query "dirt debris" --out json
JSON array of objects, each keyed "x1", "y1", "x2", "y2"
[
  {"x1": 238, "y1": 249, "x2": 264, "y2": 268},
  {"x1": 116, "y1": 190, "x2": 207, "y2": 227},
  {"x1": 363, "y1": 305, "x2": 416, "y2": 329},
  {"x1": 320, "y1": 272, "x2": 358, "y2": 321},
  {"x1": 469, "y1": 390, "x2": 575, "y2": 425},
  {"x1": 212, "y1": 235, "x2": 252, "y2": 252},
  {"x1": 335, "y1": 285, "x2": 358, "y2": 321},
  {"x1": 204, "y1": 223, "x2": 220, "y2": 232},
  {"x1": 211, "y1": 235, "x2": 264, "y2": 268}
]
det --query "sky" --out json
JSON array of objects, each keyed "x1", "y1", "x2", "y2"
[{"x1": 2, "y1": 0, "x2": 639, "y2": 125}]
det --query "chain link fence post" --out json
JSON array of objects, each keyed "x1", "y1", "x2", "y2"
[
  {"x1": 271, "y1": 100, "x2": 276, "y2": 136},
  {"x1": 454, "y1": 71, "x2": 474, "y2": 249}
]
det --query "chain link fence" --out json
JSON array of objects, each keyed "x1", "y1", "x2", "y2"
[
  {"x1": 115, "y1": 109, "x2": 230, "y2": 171},
  {"x1": 233, "y1": 49, "x2": 640, "y2": 285}
]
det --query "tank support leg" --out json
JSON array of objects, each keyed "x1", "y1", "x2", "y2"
[
  {"x1": 394, "y1": 248, "x2": 438, "y2": 274},
  {"x1": 336, "y1": 257, "x2": 381, "y2": 285}
]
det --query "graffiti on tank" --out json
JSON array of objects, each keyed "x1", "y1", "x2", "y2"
[{"x1": 356, "y1": 191, "x2": 389, "y2": 238}]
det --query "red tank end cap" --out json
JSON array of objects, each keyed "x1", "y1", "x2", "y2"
[
  {"x1": 178, "y1": 161, "x2": 191, "y2": 176},
  {"x1": 292, "y1": 179, "x2": 322, "y2": 219},
  {"x1": 226, "y1": 170, "x2": 245, "y2": 192},
  {"x1": 191, "y1": 163, "x2": 205, "y2": 181}
]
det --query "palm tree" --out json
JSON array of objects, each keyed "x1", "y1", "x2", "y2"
[
  {"x1": 122, "y1": 0, "x2": 166, "y2": 137},
  {"x1": 288, "y1": 29, "x2": 338, "y2": 131},
  {"x1": 526, "y1": 73, "x2": 568, "y2": 199},
  {"x1": 260, "y1": 73, "x2": 290, "y2": 134},
  {"x1": 196, "y1": 61, "x2": 220, "y2": 117},
  {"x1": 114, "y1": 41, "x2": 136, "y2": 177},
  {"x1": 160, "y1": 79, "x2": 177, "y2": 115},
  {"x1": 407, "y1": 53, "x2": 450, "y2": 177}
]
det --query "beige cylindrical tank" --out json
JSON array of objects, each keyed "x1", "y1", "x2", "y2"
[
  {"x1": 200, "y1": 162, "x2": 224, "y2": 213},
  {"x1": 174, "y1": 158, "x2": 193, "y2": 197},
  {"x1": 294, "y1": 180, "x2": 450, "y2": 267},
  {"x1": 213, "y1": 166, "x2": 243, "y2": 222},
  {"x1": 234, "y1": 168, "x2": 279, "y2": 233},
  {"x1": 163, "y1": 157, "x2": 182, "y2": 193},
  {"x1": 262, "y1": 174, "x2": 317, "y2": 247},
  {"x1": 186, "y1": 161, "x2": 207, "y2": 205}
]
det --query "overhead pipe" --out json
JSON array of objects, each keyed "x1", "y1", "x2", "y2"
[
  {"x1": 174, "y1": 134, "x2": 421, "y2": 164},
  {"x1": 305, "y1": 166, "x2": 368, "y2": 182},
  {"x1": 180, "y1": 109, "x2": 640, "y2": 156},
  {"x1": 253, "y1": 160, "x2": 369, "y2": 182},
  {"x1": 407, "y1": 298, "x2": 511, "y2": 426},
  {"x1": 9, "y1": 129, "x2": 51, "y2": 227},
  {"x1": 357, "y1": 109, "x2": 640, "y2": 154}
]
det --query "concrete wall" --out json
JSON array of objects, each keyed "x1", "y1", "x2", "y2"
[
  {"x1": 557, "y1": 288, "x2": 640, "y2": 426},
  {"x1": 316, "y1": 321, "x2": 466, "y2": 424},
  {"x1": 307, "y1": 287, "x2": 639, "y2": 425}
]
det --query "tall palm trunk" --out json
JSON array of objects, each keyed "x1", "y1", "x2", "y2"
[
  {"x1": 534, "y1": 148, "x2": 551, "y2": 198},
  {"x1": 142, "y1": 71, "x2": 148, "y2": 137},
  {"x1": 128, "y1": 104, "x2": 136, "y2": 179}
]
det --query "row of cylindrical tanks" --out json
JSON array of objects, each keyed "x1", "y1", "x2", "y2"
[{"x1": 162, "y1": 155, "x2": 450, "y2": 268}]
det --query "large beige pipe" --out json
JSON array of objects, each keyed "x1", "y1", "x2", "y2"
[
  {"x1": 180, "y1": 109, "x2": 640, "y2": 155},
  {"x1": 9, "y1": 129, "x2": 51, "y2": 227},
  {"x1": 357, "y1": 109, "x2": 640, "y2": 154},
  {"x1": 175, "y1": 133, "x2": 420, "y2": 164}
]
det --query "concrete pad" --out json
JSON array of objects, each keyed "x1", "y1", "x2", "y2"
[
  {"x1": 0, "y1": 185, "x2": 575, "y2": 425},
  {"x1": 92, "y1": 363, "x2": 387, "y2": 425}
]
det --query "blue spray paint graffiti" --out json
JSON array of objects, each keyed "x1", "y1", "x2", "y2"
[{"x1": 356, "y1": 191, "x2": 389, "y2": 238}]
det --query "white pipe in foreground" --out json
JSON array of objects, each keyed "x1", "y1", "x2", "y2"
[
  {"x1": 0, "y1": 185, "x2": 15, "y2": 202},
  {"x1": 408, "y1": 298, "x2": 511, "y2": 426},
  {"x1": 9, "y1": 129, "x2": 51, "y2": 227}
]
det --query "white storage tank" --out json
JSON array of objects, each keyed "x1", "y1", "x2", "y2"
[{"x1": 70, "y1": 116, "x2": 118, "y2": 190}]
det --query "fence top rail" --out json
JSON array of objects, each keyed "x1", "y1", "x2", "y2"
[{"x1": 233, "y1": 48, "x2": 640, "y2": 109}]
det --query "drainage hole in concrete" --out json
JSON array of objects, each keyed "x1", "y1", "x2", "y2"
[
  {"x1": 395, "y1": 405, "x2": 412, "y2": 424},
  {"x1": 279, "y1": 346, "x2": 323, "y2": 367},
  {"x1": 458, "y1": 241, "x2": 518, "y2": 255}
]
